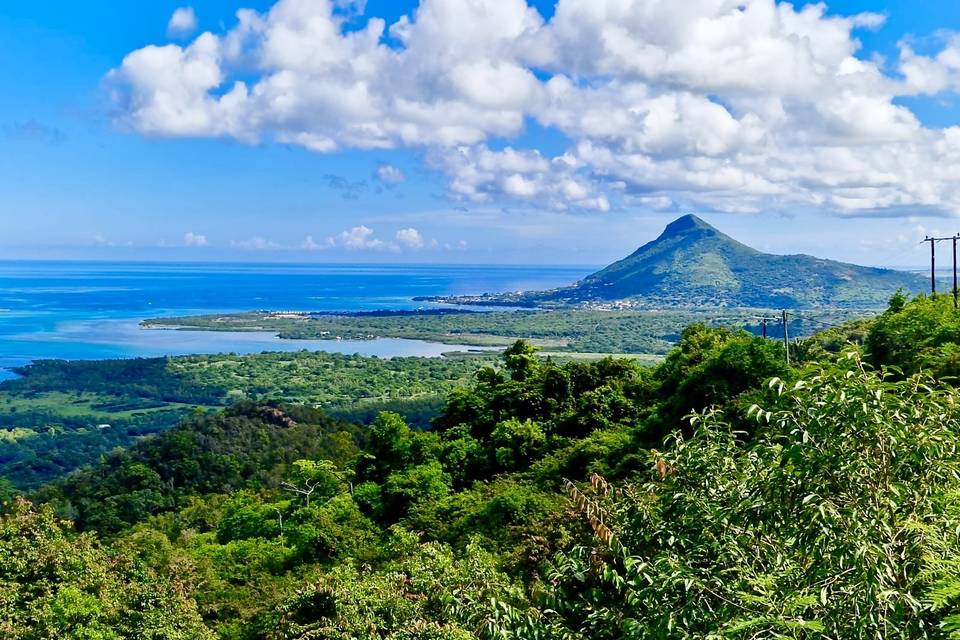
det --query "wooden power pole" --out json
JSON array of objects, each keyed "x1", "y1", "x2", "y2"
[
  {"x1": 924, "y1": 236, "x2": 936, "y2": 296},
  {"x1": 782, "y1": 310, "x2": 790, "y2": 366},
  {"x1": 954, "y1": 236, "x2": 958, "y2": 309},
  {"x1": 756, "y1": 315, "x2": 776, "y2": 339},
  {"x1": 922, "y1": 235, "x2": 960, "y2": 305}
]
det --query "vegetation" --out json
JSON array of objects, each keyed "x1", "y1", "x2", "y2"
[
  {"x1": 0, "y1": 499, "x2": 211, "y2": 638},
  {"x1": 864, "y1": 291, "x2": 960, "y2": 379},
  {"x1": 147, "y1": 306, "x2": 860, "y2": 356},
  {"x1": 0, "y1": 351, "x2": 492, "y2": 488},
  {"x1": 2, "y1": 293, "x2": 960, "y2": 637},
  {"x1": 36, "y1": 402, "x2": 362, "y2": 534},
  {"x1": 527, "y1": 360, "x2": 960, "y2": 638}
]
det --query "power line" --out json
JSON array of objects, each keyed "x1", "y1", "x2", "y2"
[
  {"x1": 922, "y1": 234, "x2": 960, "y2": 308},
  {"x1": 753, "y1": 311, "x2": 794, "y2": 365},
  {"x1": 872, "y1": 243, "x2": 925, "y2": 270}
]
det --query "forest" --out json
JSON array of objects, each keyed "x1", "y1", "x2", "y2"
[
  {"x1": 0, "y1": 351, "x2": 493, "y2": 488},
  {"x1": 3, "y1": 292, "x2": 960, "y2": 638},
  {"x1": 147, "y1": 306, "x2": 864, "y2": 356}
]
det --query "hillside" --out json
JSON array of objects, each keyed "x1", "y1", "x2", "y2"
[
  {"x1": 427, "y1": 215, "x2": 926, "y2": 308},
  {"x1": 0, "y1": 352, "x2": 490, "y2": 489},
  {"x1": 17, "y1": 297, "x2": 960, "y2": 638},
  {"x1": 35, "y1": 401, "x2": 363, "y2": 534}
]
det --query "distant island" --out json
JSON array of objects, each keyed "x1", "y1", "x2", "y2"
[{"x1": 417, "y1": 214, "x2": 926, "y2": 309}]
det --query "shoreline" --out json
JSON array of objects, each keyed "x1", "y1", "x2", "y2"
[{"x1": 0, "y1": 318, "x2": 506, "y2": 386}]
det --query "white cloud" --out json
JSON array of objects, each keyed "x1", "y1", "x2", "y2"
[
  {"x1": 395, "y1": 227, "x2": 425, "y2": 248},
  {"x1": 899, "y1": 35, "x2": 960, "y2": 95},
  {"x1": 302, "y1": 235, "x2": 333, "y2": 250},
  {"x1": 626, "y1": 195, "x2": 674, "y2": 211},
  {"x1": 183, "y1": 231, "x2": 208, "y2": 246},
  {"x1": 324, "y1": 225, "x2": 438, "y2": 251},
  {"x1": 231, "y1": 236, "x2": 279, "y2": 250},
  {"x1": 431, "y1": 145, "x2": 609, "y2": 210},
  {"x1": 376, "y1": 163, "x2": 406, "y2": 184},
  {"x1": 110, "y1": 0, "x2": 960, "y2": 217},
  {"x1": 328, "y1": 225, "x2": 389, "y2": 250},
  {"x1": 167, "y1": 7, "x2": 198, "y2": 39}
]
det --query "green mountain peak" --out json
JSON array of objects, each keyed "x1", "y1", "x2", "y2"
[
  {"x1": 660, "y1": 213, "x2": 715, "y2": 235},
  {"x1": 540, "y1": 215, "x2": 925, "y2": 308}
]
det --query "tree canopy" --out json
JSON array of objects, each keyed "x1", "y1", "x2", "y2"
[{"x1": 6, "y1": 295, "x2": 960, "y2": 638}]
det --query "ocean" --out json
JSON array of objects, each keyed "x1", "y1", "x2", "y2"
[{"x1": 0, "y1": 261, "x2": 592, "y2": 380}]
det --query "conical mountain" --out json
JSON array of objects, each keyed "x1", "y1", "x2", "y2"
[{"x1": 537, "y1": 214, "x2": 925, "y2": 308}]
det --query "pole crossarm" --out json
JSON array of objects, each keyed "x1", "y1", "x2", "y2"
[{"x1": 754, "y1": 315, "x2": 779, "y2": 340}]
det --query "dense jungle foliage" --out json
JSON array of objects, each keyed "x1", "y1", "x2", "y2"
[{"x1": 5, "y1": 293, "x2": 960, "y2": 638}]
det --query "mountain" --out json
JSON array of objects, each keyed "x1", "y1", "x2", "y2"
[
  {"x1": 427, "y1": 215, "x2": 926, "y2": 308},
  {"x1": 545, "y1": 214, "x2": 926, "y2": 307}
]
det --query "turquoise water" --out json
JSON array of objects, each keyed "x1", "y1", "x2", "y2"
[{"x1": 0, "y1": 262, "x2": 592, "y2": 379}]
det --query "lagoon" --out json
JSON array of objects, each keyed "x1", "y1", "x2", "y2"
[{"x1": 0, "y1": 261, "x2": 593, "y2": 378}]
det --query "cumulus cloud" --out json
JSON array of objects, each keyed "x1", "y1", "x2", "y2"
[
  {"x1": 324, "y1": 225, "x2": 438, "y2": 250},
  {"x1": 167, "y1": 7, "x2": 198, "y2": 38},
  {"x1": 183, "y1": 231, "x2": 208, "y2": 246},
  {"x1": 430, "y1": 145, "x2": 610, "y2": 211},
  {"x1": 376, "y1": 163, "x2": 406, "y2": 184},
  {"x1": 327, "y1": 225, "x2": 389, "y2": 250},
  {"x1": 109, "y1": 0, "x2": 960, "y2": 217},
  {"x1": 899, "y1": 35, "x2": 960, "y2": 95},
  {"x1": 395, "y1": 227, "x2": 425, "y2": 248}
]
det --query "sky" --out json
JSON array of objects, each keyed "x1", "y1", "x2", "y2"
[{"x1": 3, "y1": 0, "x2": 960, "y2": 266}]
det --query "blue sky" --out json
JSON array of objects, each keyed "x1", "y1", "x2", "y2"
[{"x1": 3, "y1": 0, "x2": 960, "y2": 266}]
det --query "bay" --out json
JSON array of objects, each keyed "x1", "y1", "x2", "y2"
[{"x1": 0, "y1": 261, "x2": 592, "y2": 379}]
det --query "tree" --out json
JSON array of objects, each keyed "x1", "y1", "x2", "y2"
[
  {"x1": 354, "y1": 412, "x2": 414, "y2": 484},
  {"x1": 865, "y1": 293, "x2": 960, "y2": 379},
  {"x1": 490, "y1": 418, "x2": 546, "y2": 471},
  {"x1": 502, "y1": 340, "x2": 540, "y2": 382},
  {"x1": 383, "y1": 462, "x2": 452, "y2": 521},
  {"x1": 0, "y1": 500, "x2": 212, "y2": 639},
  {"x1": 280, "y1": 460, "x2": 345, "y2": 509},
  {"x1": 522, "y1": 355, "x2": 960, "y2": 639}
]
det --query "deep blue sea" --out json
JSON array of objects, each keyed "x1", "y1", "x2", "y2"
[{"x1": 0, "y1": 261, "x2": 593, "y2": 380}]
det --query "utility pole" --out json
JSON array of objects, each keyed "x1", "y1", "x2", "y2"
[
  {"x1": 921, "y1": 235, "x2": 960, "y2": 303},
  {"x1": 755, "y1": 315, "x2": 778, "y2": 340},
  {"x1": 782, "y1": 309, "x2": 790, "y2": 366},
  {"x1": 954, "y1": 236, "x2": 958, "y2": 309},
  {"x1": 924, "y1": 236, "x2": 936, "y2": 296}
]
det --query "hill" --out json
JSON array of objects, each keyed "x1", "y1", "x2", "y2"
[
  {"x1": 19, "y1": 299, "x2": 960, "y2": 638},
  {"x1": 34, "y1": 401, "x2": 362, "y2": 534},
  {"x1": 426, "y1": 214, "x2": 926, "y2": 308}
]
